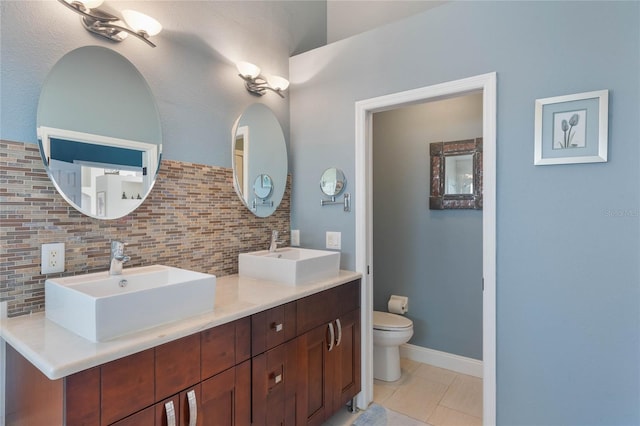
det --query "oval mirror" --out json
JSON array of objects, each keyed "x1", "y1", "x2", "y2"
[
  {"x1": 232, "y1": 104, "x2": 287, "y2": 217},
  {"x1": 320, "y1": 167, "x2": 346, "y2": 197},
  {"x1": 37, "y1": 46, "x2": 162, "y2": 219}
]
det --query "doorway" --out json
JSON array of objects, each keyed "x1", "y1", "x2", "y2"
[{"x1": 354, "y1": 73, "x2": 496, "y2": 425}]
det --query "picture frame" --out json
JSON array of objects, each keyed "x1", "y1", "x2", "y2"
[{"x1": 534, "y1": 89, "x2": 608, "y2": 165}]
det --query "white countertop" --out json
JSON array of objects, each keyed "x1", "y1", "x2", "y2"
[{"x1": 0, "y1": 271, "x2": 361, "y2": 380}]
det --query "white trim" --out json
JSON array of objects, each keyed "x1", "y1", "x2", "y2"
[
  {"x1": 1, "y1": 302, "x2": 7, "y2": 426},
  {"x1": 355, "y1": 72, "x2": 497, "y2": 424},
  {"x1": 400, "y1": 343, "x2": 483, "y2": 378}
]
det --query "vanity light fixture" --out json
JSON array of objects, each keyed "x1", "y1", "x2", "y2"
[
  {"x1": 57, "y1": 0, "x2": 162, "y2": 48},
  {"x1": 236, "y1": 61, "x2": 290, "y2": 98}
]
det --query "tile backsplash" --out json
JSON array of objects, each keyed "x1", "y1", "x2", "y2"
[{"x1": 0, "y1": 140, "x2": 291, "y2": 317}]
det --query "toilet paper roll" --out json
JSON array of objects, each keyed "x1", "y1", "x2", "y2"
[{"x1": 388, "y1": 295, "x2": 409, "y2": 314}]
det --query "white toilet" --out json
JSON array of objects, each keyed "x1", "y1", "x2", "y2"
[{"x1": 372, "y1": 310, "x2": 414, "y2": 382}]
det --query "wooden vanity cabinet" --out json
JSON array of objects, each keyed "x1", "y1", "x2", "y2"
[
  {"x1": 295, "y1": 280, "x2": 361, "y2": 426},
  {"x1": 5, "y1": 280, "x2": 361, "y2": 426}
]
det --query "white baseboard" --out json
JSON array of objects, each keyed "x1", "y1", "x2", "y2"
[{"x1": 400, "y1": 343, "x2": 483, "y2": 378}]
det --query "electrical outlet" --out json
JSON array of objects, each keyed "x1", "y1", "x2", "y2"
[
  {"x1": 291, "y1": 229, "x2": 300, "y2": 246},
  {"x1": 326, "y1": 231, "x2": 341, "y2": 250},
  {"x1": 41, "y1": 243, "x2": 65, "y2": 274}
]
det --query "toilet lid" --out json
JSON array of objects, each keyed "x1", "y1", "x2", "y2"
[{"x1": 373, "y1": 311, "x2": 413, "y2": 331}]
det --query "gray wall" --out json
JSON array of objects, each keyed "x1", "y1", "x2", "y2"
[
  {"x1": 372, "y1": 94, "x2": 483, "y2": 360},
  {"x1": 0, "y1": 0, "x2": 327, "y2": 167},
  {"x1": 290, "y1": 1, "x2": 639, "y2": 424}
]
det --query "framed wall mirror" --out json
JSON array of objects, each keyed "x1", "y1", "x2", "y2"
[
  {"x1": 429, "y1": 138, "x2": 482, "y2": 210},
  {"x1": 37, "y1": 46, "x2": 162, "y2": 220}
]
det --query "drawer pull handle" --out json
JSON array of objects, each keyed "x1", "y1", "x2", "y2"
[
  {"x1": 165, "y1": 400, "x2": 176, "y2": 426},
  {"x1": 187, "y1": 389, "x2": 198, "y2": 426},
  {"x1": 272, "y1": 322, "x2": 284, "y2": 332},
  {"x1": 335, "y1": 318, "x2": 342, "y2": 347},
  {"x1": 270, "y1": 372, "x2": 283, "y2": 385},
  {"x1": 327, "y1": 322, "x2": 335, "y2": 352}
]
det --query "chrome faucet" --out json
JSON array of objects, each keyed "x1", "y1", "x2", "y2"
[
  {"x1": 269, "y1": 230, "x2": 280, "y2": 253},
  {"x1": 109, "y1": 240, "x2": 131, "y2": 275}
]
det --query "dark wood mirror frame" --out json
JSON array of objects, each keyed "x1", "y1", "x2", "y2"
[{"x1": 429, "y1": 137, "x2": 483, "y2": 210}]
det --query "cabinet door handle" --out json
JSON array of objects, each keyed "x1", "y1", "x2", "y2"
[
  {"x1": 335, "y1": 318, "x2": 342, "y2": 347},
  {"x1": 327, "y1": 322, "x2": 335, "y2": 352},
  {"x1": 187, "y1": 389, "x2": 198, "y2": 426},
  {"x1": 271, "y1": 322, "x2": 284, "y2": 332},
  {"x1": 164, "y1": 400, "x2": 177, "y2": 426}
]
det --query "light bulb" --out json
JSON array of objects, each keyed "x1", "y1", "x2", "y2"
[
  {"x1": 267, "y1": 75, "x2": 289, "y2": 91},
  {"x1": 122, "y1": 9, "x2": 162, "y2": 36},
  {"x1": 236, "y1": 61, "x2": 261, "y2": 79}
]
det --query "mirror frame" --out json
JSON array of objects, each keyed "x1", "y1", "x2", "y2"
[{"x1": 429, "y1": 138, "x2": 483, "y2": 210}]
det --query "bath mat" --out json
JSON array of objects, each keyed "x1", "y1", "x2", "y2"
[{"x1": 352, "y1": 403, "x2": 387, "y2": 426}]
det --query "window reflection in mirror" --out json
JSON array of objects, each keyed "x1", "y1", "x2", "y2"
[{"x1": 39, "y1": 127, "x2": 159, "y2": 218}]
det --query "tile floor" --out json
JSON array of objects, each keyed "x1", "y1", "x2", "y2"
[{"x1": 324, "y1": 358, "x2": 483, "y2": 426}]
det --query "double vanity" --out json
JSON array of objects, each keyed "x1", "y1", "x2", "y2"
[
  {"x1": 2, "y1": 43, "x2": 364, "y2": 426},
  {"x1": 2, "y1": 249, "x2": 361, "y2": 425}
]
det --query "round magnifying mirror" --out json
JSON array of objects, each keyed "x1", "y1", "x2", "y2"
[
  {"x1": 253, "y1": 174, "x2": 274, "y2": 199},
  {"x1": 37, "y1": 46, "x2": 162, "y2": 220},
  {"x1": 320, "y1": 167, "x2": 346, "y2": 197},
  {"x1": 232, "y1": 104, "x2": 287, "y2": 217}
]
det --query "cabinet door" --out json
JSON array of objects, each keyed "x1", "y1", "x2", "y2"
[
  {"x1": 66, "y1": 366, "x2": 100, "y2": 425},
  {"x1": 332, "y1": 309, "x2": 361, "y2": 409},
  {"x1": 252, "y1": 339, "x2": 298, "y2": 425},
  {"x1": 199, "y1": 360, "x2": 251, "y2": 426},
  {"x1": 295, "y1": 323, "x2": 334, "y2": 426}
]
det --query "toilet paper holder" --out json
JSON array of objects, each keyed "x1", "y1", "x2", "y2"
[{"x1": 388, "y1": 295, "x2": 409, "y2": 314}]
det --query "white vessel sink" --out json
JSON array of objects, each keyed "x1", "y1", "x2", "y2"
[
  {"x1": 238, "y1": 247, "x2": 340, "y2": 286},
  {"x1": 45, "y1": 265, "x2": 216, "y2": 342}
]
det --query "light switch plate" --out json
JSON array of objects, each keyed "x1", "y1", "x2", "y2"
[
  {"x1": 41, "y1": 242, "x2": 65, "y2": 274},
  {"x1": 326, "y1": 231, "x2": 341, "y2": 250},
  {"x1": 291, "y1": 229, "x2": 300, "y2": 246}
]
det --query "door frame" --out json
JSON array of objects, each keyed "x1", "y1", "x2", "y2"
[{"x1": 354, "y1": 72, "x2": 497, "y2": 424}]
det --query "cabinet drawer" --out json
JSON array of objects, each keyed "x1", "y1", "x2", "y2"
[
  {"x1": 101, "y1": 349, "x2": 155, "y2": 426},
  {"x1": 155, "y1": 333, "x2": 201, "y2": 401},
  {"x1": 297, "y1": 280, "x2": 360, "y2": 335},
  {"x1": 251, "y1": 301, "x2": 296, "y2": 356},
  {"x1": 201, "y1": 317, "x2": 251, "y2": 379}
]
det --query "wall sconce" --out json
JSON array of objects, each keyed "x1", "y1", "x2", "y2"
[
  {"x1": 236, "y1": 61, "x2": 290, "y2": 98},
  {"x1": 57, "y1": 0, "x2": 162, "y2": 48}
]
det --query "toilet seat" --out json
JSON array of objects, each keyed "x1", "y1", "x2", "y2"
[{"x1": 373, "y1": 311, "x2": 412, "y2": 331}]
